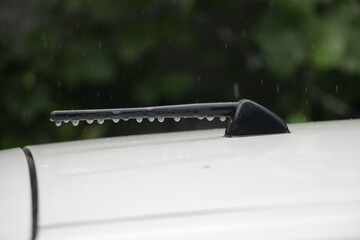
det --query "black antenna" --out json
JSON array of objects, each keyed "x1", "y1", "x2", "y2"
[{"x1": 50, "y1": 99, "x2": 290, "y2": 137}]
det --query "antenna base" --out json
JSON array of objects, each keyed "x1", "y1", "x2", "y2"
[{"x1": 225, "y1": 99, "x2": 290, "y2": 137}]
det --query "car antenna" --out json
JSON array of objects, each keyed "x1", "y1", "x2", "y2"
[{"x1": 50, "y1": 99, "x2": 290, "y2": 137}]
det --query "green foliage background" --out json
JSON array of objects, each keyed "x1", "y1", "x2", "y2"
[{"x1": 1, "y1": 0, "x2": 359, "y2": 149}]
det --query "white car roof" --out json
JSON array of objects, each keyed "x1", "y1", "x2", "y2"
[
  {"x1": 27, "y1": 119, "x2": 360, "y2": 240},
  {"x1": 0, "y1": 148, "x2": 32, "y2": 240}
]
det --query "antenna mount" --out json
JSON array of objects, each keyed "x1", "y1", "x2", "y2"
[{"x1": 50, "y1": 99, "x2": 290, "y2": 137}]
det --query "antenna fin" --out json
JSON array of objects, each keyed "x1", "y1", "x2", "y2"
[{"x1": 225, "y1": 99, "x2": 289, "y2": 137}]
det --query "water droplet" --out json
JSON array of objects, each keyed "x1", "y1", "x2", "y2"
[
  {"x1": 219, "y1": 116, "x2": 226, "y2": 122},
  {"x1": 55, "y1": 121, "x2": 61, "y2": 127},
  {"x1": 123, "y1": 118, "x2": 129, "y2": 121},
  {"x1": 174, "y1": 117, "x2": 181, "y2": 122},
  {"x1": 86, "y1": 120, "x2": 94, "y2": 124},
  {"x1": 112, "y1": 119, "x2": 119, "y2": 123},
  {"x1": 97, "y1": 119, "x2": 104, "y2": 124},
  {"x1": 72, "y1": 120, "x2": 79, "y2": 126},
  {"x1": 158, "y1": 117, "x2": 164, "y2": 123},
  {"x1": 206, "y1": 116, "x2": 214, "y2": 121},
  {"x1": 234, "y1": 82, "x2": 239, "y2": 99},
  {"x1": 136, "y1": 117, "x2": 143, "y2": 123},
  {"x1": 148, "y1": 117, "x2": 155, "y2": 122},
  {"x1": 198, "y1": 117, "x2": 204, "y2": 120},
  {"x1": 64, "y1": 120, "x2": 69, "y2": 123}
]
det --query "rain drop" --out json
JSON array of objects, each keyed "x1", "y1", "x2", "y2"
[
  {"x1": 72, "y1": 120, "x2": 79, "y2": 126},
  {"x1": 64, "y1": 120, "x2": 69, "y2": 123},
  {"x1": 174, "y1": 117, "x2": 181, "y2": 122},
  {"x1": 86, "y1": 120, "x2": 94, "y2": 124},
  {"x1": 136, "y1": 118, "x2": 143, "y2": 123},
  {"x1": 158, "y1": 117, "x2": 164, "y2": 123},
  {"x1": 148, "y1": 117, "x2": 155, "y2": 122},
  {"x1": 219, "y1": 116, "x2": 226, "y2": 122},
  {"x1": 112, "y1": 119, "x2": 119, "y2": 123},
  {"x1": 234, "y1": 82, "x2": 239, "y2": 99},
  {"x1": 97, "y1": 119, "x2": 104, "y2": 124},
  {"x1": 55, "y1": 121, "x2": 61, "y2": 127},
  {"x1": 206, "y1": 116, "x2": 214, "y2": 121},
  {"x1": 198, "y1": 117, "x2": 205, "y2": 120},
  {"x1": 123, "y1": 118, "x2": 129, "y2": 121}
]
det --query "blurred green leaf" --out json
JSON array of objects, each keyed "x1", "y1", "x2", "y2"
[
  {"x1": 134, "y1": 73, "x2": 195, "y2": 105},
  {"x1": 57, "y1": 41, "x2": 115, "y2": 85},
  {"x1": 255, "y1": 12, "x2": 306, "y2": 78}
]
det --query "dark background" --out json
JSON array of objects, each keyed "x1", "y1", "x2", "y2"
[{"x1": 1, "y1": 0, "x2": 359, "y2": 149}]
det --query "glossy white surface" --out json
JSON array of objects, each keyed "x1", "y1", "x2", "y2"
[
  {"x1": 38, "y1": 203, "x2": 360, "y2": 240},
  {"x1": 0, "y1": 148, "x2": 32, "y2": 240},
  {"x1": 27, "y1": 120, "x2": 360, "y2": 239}
]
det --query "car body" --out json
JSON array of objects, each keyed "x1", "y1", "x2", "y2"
[{"x1": 1, "y1": 119, "x2": 360, "y2": 239}]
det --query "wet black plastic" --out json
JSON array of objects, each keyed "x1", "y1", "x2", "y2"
[
  {"x1": 225, "y1": 99, "x2": 290, "y2": 137},
  {"x1": 50, "y1": 102, "x2": 237, "y2": 121},
  {"x1": 50, "y1": 99, "x2": 290, "y2": 137}
]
